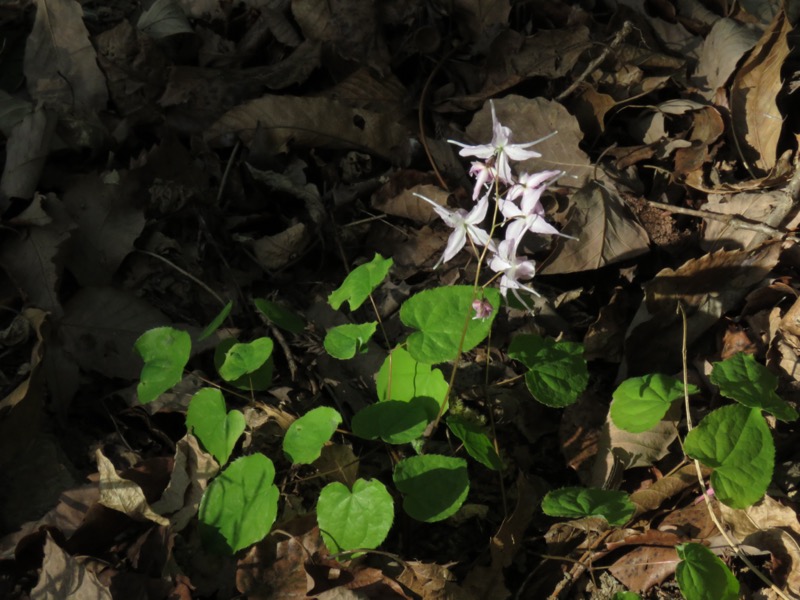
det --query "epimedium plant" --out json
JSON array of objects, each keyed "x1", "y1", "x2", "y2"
[{"x1": 127, "y1": 102, "x2": 797, "y2": 599}]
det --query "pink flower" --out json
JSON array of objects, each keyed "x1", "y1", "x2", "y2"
[
  {"x1": 500, "y1": 170, "x2": 572, "y2": 243},
  {"x1": 449, "y1": 100, "x2": 556, "y2": 184},
  {"x1": 489, "y1": 239, "x2": 539, "y2": 305},
  {"x1": 414, "y1": 194, "x2": 492, "y2": 267},
  {"x1": 471, "y1": 298, "x2": 494, "y2": 320}
]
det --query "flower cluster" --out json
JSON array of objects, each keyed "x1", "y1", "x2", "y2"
[{"x1": 415, "y1": 100, "x2": 571, "y2": 310}]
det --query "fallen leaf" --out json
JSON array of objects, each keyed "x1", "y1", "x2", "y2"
[
  {"x1": 205, "y1": 95, "x2": 411, "y2": 164},
  {"x1": 96, "y1": 449, "x2": 170, "y2": 527},
  {"x1": 31, "y1": 533, "x2": 112, "y2": 600},
  {"x1": 692, "y1": 18, "x2": 760, "y2": 99},
  {"x1": 730, "y1": 10, "x2": 791, "y2": 175},
  {"x1": 0, "y1": 105, "x2": 57, "y2": 205},
  {"x1": 700, "y1": 190, "x2": 792, "y2": 251},
  {"x1": 0, "y1": 196, "x2": 74, "y2": 316},
  {"x1": 608, "y1": 545, "x2": 679, "y2": 593},
  {"x1": 539, "y1": 181, "x2": 650, "y2": 275}
]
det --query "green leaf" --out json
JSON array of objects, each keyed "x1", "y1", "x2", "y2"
[
  {"x1": 186, "y1": 388, "x2": 245, "y2": 465},
  {"x1": 400, "y1": 287, "x2": 501, "y2": 364},
  {"x1": 710, "y1": 353, "x2": 798, "y2": 422},
  {"x1": 214, "y1": 338, "x2": 273, "y2": 391},
  {"x1": 676, "y1": 542, "x2": 739, "y2": 600},
  {"x1": 134, "y1": 326, "x2": 191, "y2": 403},
  {"x1": 253, "y1": 298, "x2": 305, "y2": 334},
  {"x1": 283, "y1": 407, "x2": 342, "y2": 464},
  {"x1": 198, "y1": 301, "x2": 233, "y2": 342},
  {"x1": 446, "y1": 415, "x2": 503, "y2": 470},
  {"x1": 541, "y1": 487, "x2": 634, "y2": 526},
  {"x1": 323, "y1": 322, "x2": 377, "y2": 360},
  {"x1": 611, "y1": 374, "x2": 698, "y2": 433},
  {"x1": 328, "y1": 254, "x2": 393, "y2": 311},
  {"x1": 198, "y1": 454, "x2": 279, "y2": 553},
  {"x1": 611, "y1": 593, "x2": 641, "y2": 600},
  {"x1": 352, "y1": 400, "x2": 430, "y2": 444},
  {"x1": 218, "y1": 337, "x2": 274, "y2": 382},
  {"x1": 507, "y1": 334, "x2": 588, "y2": 408},
  {"x1": 376, "y1": 347, "x2": 447, "y2": 420},
  {"x1": 316, "y1": 479, "x2": 394, "y2": 554},
  {"x1": 393, "y1": 455, "x2": 469, "y2": 522},
  {"x1": 683, "y1": 405, "x2": 774, "y2": 508}
]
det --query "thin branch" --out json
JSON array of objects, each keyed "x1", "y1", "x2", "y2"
[
  {"x1": 556, "y1": 21, "x2": 634, "y2": 102},
  {"x1": 646, "y1": 199, "x2": 796, "y2": 240}
]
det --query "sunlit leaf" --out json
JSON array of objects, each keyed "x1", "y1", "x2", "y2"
[
  {"x1": 134, "y1": 326, "x2": 191, "y2": 403},
  {"x1": 317, "y1": 479, "x2": 394, "y2": 554}
]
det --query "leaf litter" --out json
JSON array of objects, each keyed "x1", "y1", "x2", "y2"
[{"x1": 1, "y1": 1, "x2": 800, "y2": 599}]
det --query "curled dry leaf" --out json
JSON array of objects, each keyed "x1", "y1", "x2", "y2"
[
  {"x1": 96, "y1": 449, "x2": 170, "y2": 527},
  {"x1": 730, "y1": 10, "x2": 791, "y2": 175}
]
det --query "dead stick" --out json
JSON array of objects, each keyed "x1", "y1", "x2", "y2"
[
  {"x1": 646, "y1": 199, "x2": 794, "y2": 240},
  {"x1": 556, "y1": 21, "x2": 634, "y2": 102}
]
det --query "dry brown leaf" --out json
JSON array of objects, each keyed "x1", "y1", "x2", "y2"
[
  {"x1": 623, "y1": 242, "x2": 782, "y2": 376},
  {"x1": 730, "y1": 10, "x2": 791, "y2": 175},
  {"x1": 0, "y1": 197, "x2": 74, "y2": 317},
  {"x1": 0, "y1": 105, "x2": 57, "y2": 205},
  {"x1": 700, "y1": 190, "x2": 792, "y2": 251},
  {"x1": 206, "y1": 95, "x2": 411, "y2": 164},
  {"x1": 24, "y1": 0, "x2": 108, "y2": 110},
  {"x1": 150, "y1": 434, "x2": 219, "y2": 531},
  {"x1": 630, "y1": 464, "x2": 706, "y2": 516},
  {"x1": 583, "y1": 287, "x2": 630, "y2": 362},
  {"x1": 741, "y1": 529, "x2": 800, "y2": 594},
  {"x1": 692, "y1": 18, "x2": 760, "y2": 99},
  {"x1": 373, "y1": 183, "x2": 448, "y2": 224},
  {"x1": 62, "y1": 171, "x2": 146, "y2": 286},
  {"x1": 96, "y1": 449, "x2": 169, "y2": 527},
  {"x1": 31, "y1": 533, "x2": 112, "y2": 600},
  {"x1": 719, "y1": 496, "x2": 800, "y2": 539},
  {"x1": 249, "y1": 223, "x2": 309, "y2": 271},
  {"x1": 539, "y1": 181, "x2": 650, "y2": 275},
  {"x1": 59, "y1": 287, "x2": 171, "y2": 379},
  {"x1": 450, "y1": 0, "x2": 510, "y2": 43},
  {"x1": 608, "y1": 545, "x2": 679, "y2": 593},
  {"x1": 589, "y1": 416, "x2": 678, "y2": 489}
]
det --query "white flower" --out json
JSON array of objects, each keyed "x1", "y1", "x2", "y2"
[
  {"x1": 448, "y1": 100, "x2": 556, "y2": 184},
  {"x1": 415, "y1": 194, "x2": 492, "y2": 267},
  {"x1": 489, "y1": 239, "x2": 539, "y2": 305},
  {"x1": 500, "y1": 170, "x2": 573, "y2": 243}
]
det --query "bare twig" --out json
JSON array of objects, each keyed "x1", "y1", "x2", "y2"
[
  {"x1": 137, "y1": 250, "x2": 227, "y2": 306},
  {"x1": 646, "y1": 199, "x2": 796, "y2": 240},
  {"x1": 556, "y1": 21, "x2": 634, "y2": 102}
]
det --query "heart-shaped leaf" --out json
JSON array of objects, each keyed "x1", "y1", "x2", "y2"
[
  {"x1": 400, "y1": 287, "x2": 500, "y2": 364},
  {"x1": 198, "y1": 453, "x2": 279, "y2": 553},
  {"x1": 541, "y1": 487, "x2": 635, "y2": 526},
  {"x1": 316, "y1": 479, "x2": 394, "y2": 554},
  {"x1": 134, "y1": 326, "x2": 191, "y2": 403},
  {"x1": 283, "y1": 406, "x2": 342, "y2": 464},
  {"x1": 611, "y1": 374, "x2": 698, "y2": 433},
  {"x1": 186, "y1": 388, "x2": 245, "y2": 465},
  {"x1": 328, "y1": 254, "x2": 393, "y2": 311},
  {"x1": 684, "y1": 404, "x2": 774, "y2": 508},
  {"x1": 323, "y1": 322, "x2": 377, "y2": 360},
  {"x1": 393, "y1": 454, "x2": 469, "y2": 522},
  {"x1": 218, "y1": 337, "x2": 274, "y2": 381}
]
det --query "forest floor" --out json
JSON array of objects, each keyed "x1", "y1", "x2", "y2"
[{"x1": 2, "y1": 1, "x2": 800, "y2": 599}]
